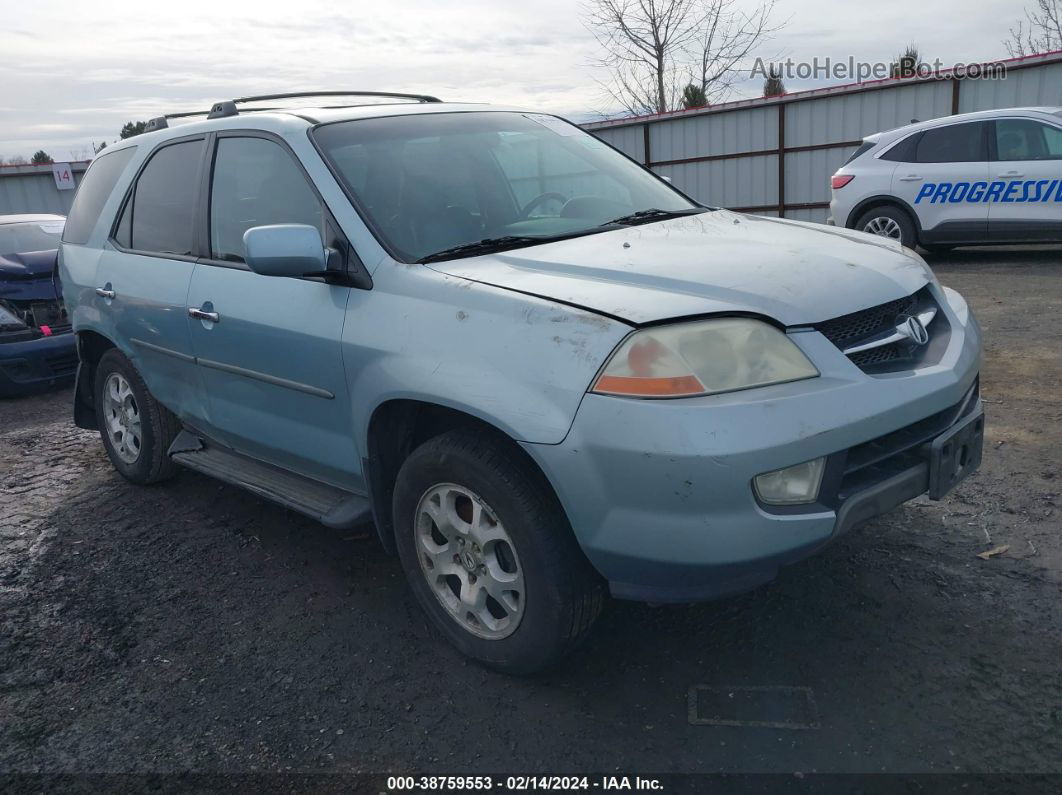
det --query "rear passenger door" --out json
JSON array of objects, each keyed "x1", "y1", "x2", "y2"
[
  {"x1": 186, "y1": 133, "x2": 359, "y2": 489},
  {"x1": 988, "y1": 117, "x2": 1062, "y2": 242},
  {"x1": 95, "y1": 136, "x2": 209, "y2": 424},
  {"x1": 887, "y1": 121, "x2": 990, "y2": 244}
]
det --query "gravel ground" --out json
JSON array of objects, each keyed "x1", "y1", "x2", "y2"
[{"x1": 1, "y1": 247, "x2": 1060, "y2": 778}]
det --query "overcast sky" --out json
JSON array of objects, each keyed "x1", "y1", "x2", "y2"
[{"x1": 0, "y1": 0, "x2": 1030, "y2": 162}]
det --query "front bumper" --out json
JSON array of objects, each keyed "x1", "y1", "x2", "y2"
[
  {"x1": 523, "y1": 287, "x2": 982, "y2": 603},
  {"x1": 0, "y1": 332, "x2": 78, "y2": 396}
]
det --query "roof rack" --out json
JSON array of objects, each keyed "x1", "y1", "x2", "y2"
[{"x1": 145, "y1": 90, "x2": 442, "y2": 131}]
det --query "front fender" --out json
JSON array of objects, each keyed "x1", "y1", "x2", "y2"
[{"x1": 344, "y1": 266, "x2": 631, "y2": 450}]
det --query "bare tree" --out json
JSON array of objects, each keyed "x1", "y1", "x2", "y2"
[
  {"x1": 6, "y1": 155, "x2": 27, "y2": 166},
  {"x1": 584, "y1": 0, "x2": 780, "y2": 115},
  {"x1": 584, "y1": 0, "x2": 700, "y2": 115},
  {"x1": 1006, "y1": 0, "x2": 1062, "y2": 56},
  {"x1": 687, "y1": 0, "x2": 780, "y2": 103}
]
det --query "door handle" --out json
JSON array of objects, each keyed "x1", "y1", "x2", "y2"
[
  {"x1": 95, "y1": 287, "x2": 116, "y2": 299},
  {"x1": 997, "y1": 171, "x2": 1024, "y2": 178},
  {"x1": 188, "y1": 307, "x2": 220, "y2": 323},
  {"x1": 898, "y1": 174, "x2": 923, "y2": 182}
]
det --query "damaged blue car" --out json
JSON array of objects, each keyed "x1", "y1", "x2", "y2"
[
  {"x1": 0, "y1": 214, "x2": 77, "y2": 396},
  {"x1": 60, "y1": 95, "x2": 984, "y2": 673}
]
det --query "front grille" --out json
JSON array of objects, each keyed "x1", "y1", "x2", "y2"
[
  {"x1": 816, "y1": 292, "x2": 919, "y2": 350},
  {"x1": 848, "y1": 342, "x2": 903, "y2": 369},
  {"x1": 815, "y1": 286, "x2": 943, "y2": 373}
]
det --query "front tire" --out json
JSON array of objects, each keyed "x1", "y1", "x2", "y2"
[
  {"x1": 856, "y1": 205, "x2": 916, "y2": 248},
  {"x1": 393, "y1": 429, "x2": 605, "y2": 674},
  {"x1": 94, "y1": 348, "x2": 180, "y2": 484}
]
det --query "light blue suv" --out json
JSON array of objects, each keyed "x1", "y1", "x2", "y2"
[{"x1": 60, "y1": 92, "x2": 984, "y2": 673}]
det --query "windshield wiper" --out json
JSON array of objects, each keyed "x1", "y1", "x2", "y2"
[
  {"x1": 418, "y1": 235, "x2": 567, "y2": 264},
  {"x1": 602, "y1": 207, "x2": 707, "y2": 227}
]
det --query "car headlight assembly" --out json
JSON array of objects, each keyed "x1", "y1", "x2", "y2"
[
  {"x1": 591, "y1": 318, "x2": 819, "y2": 398},
  {"x1": 0, "y1": 304, "x2": 29, "y2": 333}
]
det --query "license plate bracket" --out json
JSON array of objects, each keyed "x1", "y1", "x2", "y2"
[{"x1": 928, "y1": 407, "x2": 984, "y2": 500}]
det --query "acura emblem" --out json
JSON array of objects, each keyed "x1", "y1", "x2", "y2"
[{"x1": 895, "y1": 314, "x2": 930, "y2": 346}]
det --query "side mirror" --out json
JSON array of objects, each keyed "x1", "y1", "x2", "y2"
[{"x1": 243, "y1": 224, "x2": 327, "y2": 278}]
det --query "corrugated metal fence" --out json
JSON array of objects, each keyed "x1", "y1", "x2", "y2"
[
  {"x1": 0, "y1": 161, "x2": 89, "y2": 216},
  {"x1": 584, "y1": 51, "x2": 1062, "y2": 224}
]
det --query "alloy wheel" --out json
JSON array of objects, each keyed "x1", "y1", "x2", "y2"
[
  {"x1": 414, "y1": 483, "x2": 525, "y2": 639},
  {"x1": 863, "y1": 216, "x2": 903, "y2": 239},
  {"x1": 103, "y1": 372, "x2": 142, "y2": 464}
]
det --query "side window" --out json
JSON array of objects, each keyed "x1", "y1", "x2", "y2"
[
  {"x1": 62, "y1": 147, "x2": 136, "y2": 245},
  {"x1": 994, "y1": 119, "x2": 1062, "y2": 161},
  {"x1": 914, "y1": 123, "x2": 986, "y2": 163},
  {"x1": 116, "y1": 139, "x2": 204, "y2": 255},
  {"x1": 841, "y1": 141, "x2": 875, "y2": 166},
  {"x1": 880, "y1": 133, "x2": 921, "y2": 163},
  {"x1": 209, "y1": 137, "x2": 324, "y2": 262}
]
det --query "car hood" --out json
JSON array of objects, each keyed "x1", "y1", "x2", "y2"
[
  {"x1": 428, "y1": 210, "x2": 930, "y2": 326},
  {"x1": 0, "y1": 249, "x2": 60, "y2": 302}
]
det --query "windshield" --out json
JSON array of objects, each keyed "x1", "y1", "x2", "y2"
[
  {"x1": 312, "y1": 111, "x2": 699, "y2": 262},
  {"x1": 0, "y1": 220, "x2": 65, "y2": 256}
]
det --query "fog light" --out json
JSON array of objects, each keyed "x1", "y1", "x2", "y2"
[{"x1": 754, "y1": 457, "x2": 826, "y2": 505}]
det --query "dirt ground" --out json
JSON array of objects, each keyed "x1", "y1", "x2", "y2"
[{"x1": 1, "y1": 247, "x2": 1060, "y2": 779}]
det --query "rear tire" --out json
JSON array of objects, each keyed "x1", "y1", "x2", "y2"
[
  {"x1": 855, "y1": 205, "x2": 916, "y2": 248},
  {"x1": 393, "y1": 429, "x2": 605, "y2": 674},
  {"x1": 94, "y1": 348, "x2": 180, "y2": 484}
]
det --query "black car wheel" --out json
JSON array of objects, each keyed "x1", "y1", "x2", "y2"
[
  {"x1": 393, "y1": 429, "x2": 605, "y2": 674},
  {"x1": 94, "y1": 348, "x2": 180, "y2": 484},
  {"x1": 856, "y1": 205, "x2": 917, "y2": 248}
]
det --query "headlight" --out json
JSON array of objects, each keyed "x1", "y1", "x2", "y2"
[
  {"x1": 0, "y1": 304, "x2": 28, "y2": 333},
  {"x1": 591, "y1": 318, "x2": 819, "y2": 398}
]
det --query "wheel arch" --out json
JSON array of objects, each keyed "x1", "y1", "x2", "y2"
[
  {"x1": 72, "y1": 329, "x2": 118, "y2": 430},
  {"x1": 846, "y1": 195, "x2": 923, "y2": 238},
  {"x1": 364, "y1": 399, "x2": 565, "y2": 555}
]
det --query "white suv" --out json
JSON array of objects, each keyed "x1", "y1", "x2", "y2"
[{"x1": 829, "y1": 107, "x2": 1062, "y2": 251}]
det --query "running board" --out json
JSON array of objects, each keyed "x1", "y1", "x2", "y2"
[{"x1": 167, "y1": 430, "x2": 371, "y2": 530}]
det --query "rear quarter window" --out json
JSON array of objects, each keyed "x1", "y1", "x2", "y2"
[
  {"x1": 879, "y1": 133, "x2": 921, "y2": 163},
  {"x1": 61, "y1": 147, "x2": 136, "y2": 245},
  {"x1": 842, "y1": 142, "x2": 875, "y2": 166}
]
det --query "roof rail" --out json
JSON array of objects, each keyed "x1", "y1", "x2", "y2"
[
  {"x1": 150, "y1": 91, "x2": 442, "y2": 127},
  {"x1": 233, "y1": 90, "x2": 442, "y2": 104}
]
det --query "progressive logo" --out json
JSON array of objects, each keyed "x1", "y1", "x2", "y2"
[{"x1": 914, "y1": 179, "x2": 1062, "y2": 204}]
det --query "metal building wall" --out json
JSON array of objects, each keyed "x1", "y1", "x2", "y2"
[
  {"x1": 587, "y1": 52, "x2": 1062, "y2": 225},
  {"x1": 0, "y1": 162, "x2": 88, "y2": 216}
]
